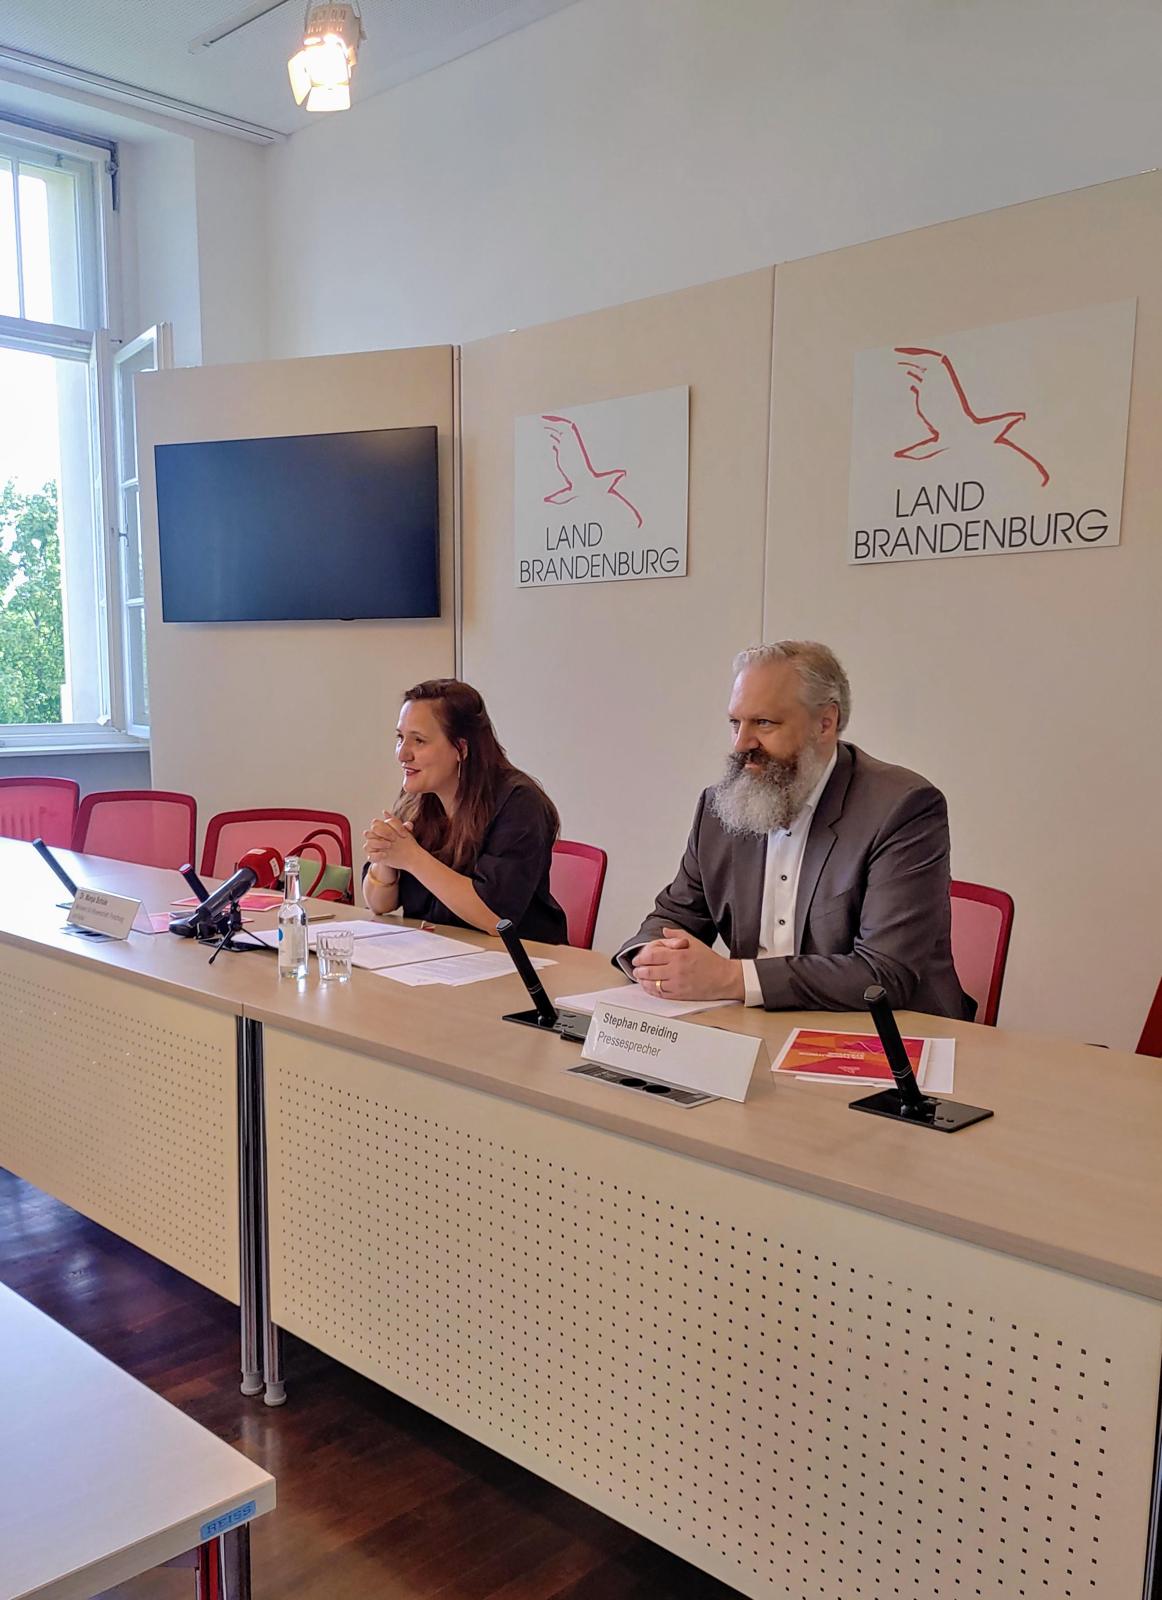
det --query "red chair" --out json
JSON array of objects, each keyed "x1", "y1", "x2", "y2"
[
  {"x1": 0, "y1": 777, "x2": 79, "y2": 847},
  {"x1": 1136, "y1": 978, "x2": 1162, "y2": 1058},
  {"x1": 201, "y1": 808, "x2": 354, "y2": 901},
  {"x1": 550, "y1": 840, "x2": 608, "y2": 950},
  {"x1": 949, "y1": 880, "x2": 1015, "y2": 1027},
  {"x1": 73, "y1": 789, "x2": 197, "y2": 870}
]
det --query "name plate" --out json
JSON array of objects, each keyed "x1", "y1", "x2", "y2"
[
  {"x1": 583, "y1": 1002, "x2": 764, "y2": 1102},
  {"x1": 67, "y1": 888, "x2": 152, "y2": 941}
]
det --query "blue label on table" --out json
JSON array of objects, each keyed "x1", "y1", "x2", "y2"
[{"x1": 200, "y1": 1500, "x2": 257, "y2": 1541}]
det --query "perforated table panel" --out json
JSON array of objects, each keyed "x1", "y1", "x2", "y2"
[
  {"x1": 263, "y1": 1028, "x2": 1161, "y2": 1599},
  {"x1": 0, "y1": 942, "x2": 239, "y2": 1302}
]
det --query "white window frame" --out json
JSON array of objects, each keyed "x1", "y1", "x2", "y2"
[
  {"x1": 110, "y1": 324, "x2": 172, "y2": 740},
  {"x1": 0, "y1": 119, "x2": 158, "y2": 756}
]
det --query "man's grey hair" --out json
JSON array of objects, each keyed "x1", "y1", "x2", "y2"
[{"x1": 732, "y1": 640, "x2": 851, "y2": 732}]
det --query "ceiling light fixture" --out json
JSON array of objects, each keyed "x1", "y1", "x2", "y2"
[{"x1": 288, "y1": 2, "x2": 365, "y2": 112}]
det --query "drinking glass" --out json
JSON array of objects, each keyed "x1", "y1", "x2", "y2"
[{"x1": 316, "y1": 925, "x2": 354, "y2": 982}]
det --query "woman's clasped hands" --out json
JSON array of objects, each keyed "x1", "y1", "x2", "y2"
[{"x1": 362, "y1": 813, "x2": 424, "y2": 881}]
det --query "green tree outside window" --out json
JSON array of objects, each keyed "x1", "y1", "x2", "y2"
[{"x1": 0, "y1": 480, "x2": 65, "y2": 725}]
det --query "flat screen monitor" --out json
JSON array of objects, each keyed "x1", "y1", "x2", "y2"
[{"x1": 154, "y1": 426, "x2": 439, "y2": 622}]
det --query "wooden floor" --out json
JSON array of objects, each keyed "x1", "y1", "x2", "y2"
[{"x1": 0, "y1": 1168, "x2": 742, "y2": 1600}]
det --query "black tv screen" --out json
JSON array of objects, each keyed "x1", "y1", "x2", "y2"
[{"x1": 154, "y1": 426, "x2": 439, "y2": 622}]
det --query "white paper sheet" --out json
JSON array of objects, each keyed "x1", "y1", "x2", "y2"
[
  {"x1": 554, "y1": 984, "x2": 736, "y2": 1019},
  {"x1": 368, "y1": 952, "x2": 555, "y2": 987},
  {"x1": 921, "y1": 1037, "x2": 955, "y2": 1095},
  {"x1": 350, "y1": 930, "x2": 480, "y2": 970},
  {"x1": 367, "y1": 965, "x2": 440, "y2": 986},
  {"x1": 249, "y1": 918, "x2": 400, "y2": 951}
]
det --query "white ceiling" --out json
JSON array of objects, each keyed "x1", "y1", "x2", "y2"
[{"x1": 0, "y1": 0, "x2": 583, "y2": 138}]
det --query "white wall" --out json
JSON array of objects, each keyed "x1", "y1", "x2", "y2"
[
  {"x1": 191, "y1": 134, "x2": 269, "y2": 366},
  {"x1": 120, "y1": 128, "x2": 268, "y2": 366},
  {"x1": 265, "y1": 0, "x2": 1162, "y2": 357},
  {"x1": 118, "y1": 134, "x2": 203, "y2": 363}
]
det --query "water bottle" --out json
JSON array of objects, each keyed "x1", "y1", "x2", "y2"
[{"x1": 278, "y1": 856, "x2": 309, "y2": 979}]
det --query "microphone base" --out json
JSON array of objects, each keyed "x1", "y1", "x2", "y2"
[
  {"x1": 502, "y1": 1007, "x2": 590, "y2": 1043},
  {"x1": 850, "y1": 1087, "x2": 994, "y2": 1132}
]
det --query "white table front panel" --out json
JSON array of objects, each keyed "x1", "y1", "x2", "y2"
[
  {"x1": 263, "y1": 1027, "x2": 1162, "y2": 1600},
  {"x1": 0, "y1": 942, "x2": 239, "y2": 1302}
]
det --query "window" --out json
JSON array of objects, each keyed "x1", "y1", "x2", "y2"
[{"x1": 0, "y1": 125, "x2": 167, "y2": 750}]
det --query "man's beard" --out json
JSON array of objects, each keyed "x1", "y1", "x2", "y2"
[{"x1": 708, "y1": 742, "x2": 829, "y2": 837}]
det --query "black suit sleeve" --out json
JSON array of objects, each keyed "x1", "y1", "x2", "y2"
[
  {"x1": 613, "y1": 790, "x2": 719, "y2": 970},
  {"x1": 756, "y1": 784, "x2": 954, "y2": 1011}
]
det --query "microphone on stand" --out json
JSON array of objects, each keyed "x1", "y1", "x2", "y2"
[
  {"x1": 169, "y1": 847, "x2": 284, "y2": 941},
  {"x1": 497, "y1": 918, "x2": 590, "y2": 1042},
  {"x1": 849, "y1": 984, "x2": 994, "y2": 1133}
]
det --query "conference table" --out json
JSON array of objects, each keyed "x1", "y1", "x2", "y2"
[
  {"x1": 1, "y1": 839, "x2": 1160, "y2": 1600},
  {"x1": 0, "y1": 1279, "x2": 274, "y2": 1600}
]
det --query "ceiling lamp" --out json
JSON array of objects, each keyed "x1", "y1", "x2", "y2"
[{"x1": 288, "y1": 2, "x2": 365, "y2": 112}]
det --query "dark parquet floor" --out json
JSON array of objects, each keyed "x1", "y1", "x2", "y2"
[{"x1": 0, "y1": 1167, "x2": 742, "y2": 1600}]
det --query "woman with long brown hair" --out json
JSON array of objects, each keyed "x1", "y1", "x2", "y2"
[{"x1": 362, "y1": 679, "x2": 567, "y2": 943}]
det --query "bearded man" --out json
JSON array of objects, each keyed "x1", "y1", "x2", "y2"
[{"x1": 616, "y1": 641, "x2": 974, "y2": 1018}]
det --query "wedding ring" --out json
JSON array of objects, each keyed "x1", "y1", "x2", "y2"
[{"x1": 656, "y1": 980, "x2": 664, "y2": 995}]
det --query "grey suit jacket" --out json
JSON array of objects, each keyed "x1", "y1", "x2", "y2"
[{"x1": 618, "y1": 742, "x2": 974, "y2": 1020}]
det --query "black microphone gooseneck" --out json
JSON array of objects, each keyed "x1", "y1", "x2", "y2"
[
  {"x1": 864, "y1": 984, "x2": 929, "y2": 1114},
  {"x1": 496, "y1": 918, "x2": 559, "y2": 1027},
  {"x1": 32, "y1": 837, "x2": 78, "y2": 899},
  {"x1": 179, "y1": 862, "x2": 212, "y2": 904}
]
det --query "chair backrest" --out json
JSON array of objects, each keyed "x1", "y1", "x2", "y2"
[
  {"x1": 201, "y1": 809, "x2": 354, "y2": 899},
  {"x1": 949, "y1": 880, "x2": 1015, "y2": 1027},
  {"x1": 0, "y1": 777, "x2": 79, "y2": 847},
  {"x1": 1136, "y1": 978, "x2": 1162, "y2": 1058},
  {"x1": 73, "y1": 789, "x2": 197, "y2": 870},
  {"x1": 550, "y1": 839, "x2": 608, "y2": 950}
]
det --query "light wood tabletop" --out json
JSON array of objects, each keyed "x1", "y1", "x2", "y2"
[{"x1": 4, "y1": 838, "x2": 1161, "y2": 1300}]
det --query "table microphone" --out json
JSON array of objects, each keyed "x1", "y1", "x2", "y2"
[
  {"x1": 237, "y1": 845, "x2": 283, "y2": 890},
  {"x1": 496, "y1": 918, "x2": 558, "y2": 1026},
  {"x1": 170, "y1": 847, "x2": 286, "y2": 941},
  {"x1": 864, "y1": 984, "x2": 930, "y2": 1114},
  {"x1": 169, "y1": 863, "x2": 260, "y2": 938},
  {"x1": 180, "y1": 863, "x2": 212, "y2": 903},
  {"x1": 497, "y1": 918, "x2": 590, "y2": 1041},
  {"x1": 31, "y1": 837, "x2": 78, "y2": 899},
  {"x1": 849, "y1": 983, "x2": 994, "y2": 1133}
]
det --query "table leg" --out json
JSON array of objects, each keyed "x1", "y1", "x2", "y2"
[
  {"x1": 251, "y1": 1021, "x2": 286, "y2": 1406},
  {"x1": 1146, "y1": 1361, "x2": 1162, "y2": 1600},
  {"x1": 194, "y1": 1524, "x2": 252, "y2": 1600},
  {"x1": 237, "y1": 1018, "x2": 263, "y2": 1398}
]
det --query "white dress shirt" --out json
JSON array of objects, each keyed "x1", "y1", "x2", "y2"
[{"x1": 740, "y1": 749, "x2": 837, "y2": 1006}]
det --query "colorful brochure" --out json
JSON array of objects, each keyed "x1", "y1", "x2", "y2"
[{"x1": 771, "y1": 1026, "x2": 930, "y2": 1087}]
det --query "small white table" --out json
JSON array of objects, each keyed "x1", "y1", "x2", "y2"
[{"x1": 0, "y1": 1283, "x2": 275, "y2": 1600}]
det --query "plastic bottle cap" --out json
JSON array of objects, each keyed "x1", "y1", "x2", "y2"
[{"x1": 285, "y1": 856, "x2": 299, "y2": 870}]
